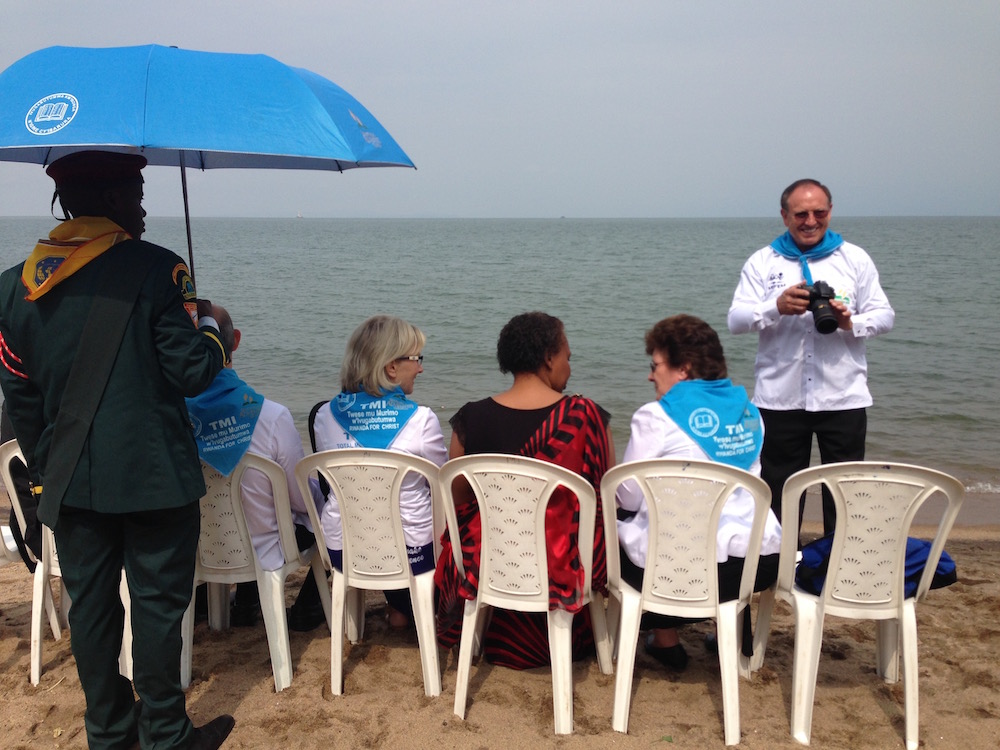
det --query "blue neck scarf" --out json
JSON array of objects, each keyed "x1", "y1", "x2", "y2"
[
  {"x1": 330, "y1": 386, "x2": 418, "y2": 449},
  {"x1": 186, "y1": 368, "x2": 264, "y2": 475},
  {"x1": 658, "y1": 379, "x2": 762, "y2": 470},
  {"x1": 770, "y1": 229, "x2": 844, "y2": 285}
]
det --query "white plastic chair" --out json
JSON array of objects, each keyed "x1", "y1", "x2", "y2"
[
  {"x1": 0, "y1": 439, "x2": 69, "y2": 685},
  {"x1": 184, "y1": 453, "x2": 331, "y2": 692},
  {"x1": 439, "y1": 454, "x2": 613, "y2": 735},
  {"x1": 294, "y1": 448, "x2": 442, "y2": 697},
  {"x1": 766, "y1": 462, "x2": 964, "y2": 750},
  {"x1": 1, "y1": 524, "x2": 20, "y2": 565},
  {"x1": 600, "y1": 459, "x2": 772, "y2": 745}
]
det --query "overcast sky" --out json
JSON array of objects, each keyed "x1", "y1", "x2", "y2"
[{"x1": 1, "y1": 1, "x2": 997, "y2": 218}]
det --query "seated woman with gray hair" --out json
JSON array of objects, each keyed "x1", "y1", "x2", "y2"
[{"x1": 311, "y1": 315, "x2": 447, "y2": 628}]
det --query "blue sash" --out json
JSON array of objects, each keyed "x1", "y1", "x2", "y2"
[
  {"x1": 330, "y1": 387, "x2": 418, "y2": 449},
  {"x1": 770, "y1": 229, "x2": 844, "y2": 285},
  {"x1": 186, "y1": 368, "x2": 264, "y2": 475},
  {"x1": 658, "y1": 380, "x2": 762, "y2": 470}
]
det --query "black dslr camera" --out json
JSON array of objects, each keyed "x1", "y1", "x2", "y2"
[{"x1": 802, "y1": 280, "x2": 838, "y2": 334}]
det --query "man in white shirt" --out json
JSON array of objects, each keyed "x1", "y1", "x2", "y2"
[
  {"x1": 728, "y1": 179, "x2": 894, "y2": 535},
  {"x1": 186, "y1": 304, "x2": 325, "y2": 630}
]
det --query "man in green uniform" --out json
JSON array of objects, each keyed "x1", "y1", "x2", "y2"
[{"x1": 0, "y1": 151, "x2": 234, "y2": 749}]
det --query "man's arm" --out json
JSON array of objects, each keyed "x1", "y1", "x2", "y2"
[
  {"x1": 848, "y1": 259, "x2": 894, "y2": 338},
  {"x1": 728, "y1": 254, "x2": 784, "y2": 334},
  {"x1": 269, "y1": 404, "x2": 308, "y2": 515},
  {"x1": 0, "y1": 326, "x2": 45, "y2": 485},
  {"x1": 151, "y1": 267, "x2": 226, "y2": 397}
]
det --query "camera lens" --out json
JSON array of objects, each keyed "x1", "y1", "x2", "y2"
[{"x1": 811, "y1": 300, "x2": 839, "y2": 334}]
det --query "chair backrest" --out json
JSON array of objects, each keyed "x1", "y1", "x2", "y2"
[
  {"x1": 0, "y1": 438, "x2": 50, "y2": 572},
  {"x1": 600, "y1": 459, "x2": 771, "y2": 620},
  {"x1": 294, "y1": 448, "x2": 440, "y2": 591},
  {"x1": 776, "y1": 462, "x2": 965, "y2": 614},
  {"x1": 0, "y1": 439, "x2": 32, "y2": 559},
  {"x1": 197, "y1": 453, "x2": 294, "y2": 582},
  {"x1": 438, "y1": 453, "x2": 597, "y2": 613}
]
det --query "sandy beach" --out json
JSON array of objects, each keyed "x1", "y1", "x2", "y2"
[{"x1": 2, "y1": 522, "x2": 998, "y2": 750}]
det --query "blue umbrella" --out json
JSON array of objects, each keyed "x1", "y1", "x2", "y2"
[{"x1": 0, "y1": 44, "x2": 415, "y2": 275}]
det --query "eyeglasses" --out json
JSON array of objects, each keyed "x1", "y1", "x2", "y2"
[
  {"x1": 791, "y1": 209, "x2": 829, "y2": 221},
  {"x1": 649, "y1": 360, "x2": 666, "y2": 373},
  {"x1": 396, "y1": 355, "x2": 424, "y2": 363}
]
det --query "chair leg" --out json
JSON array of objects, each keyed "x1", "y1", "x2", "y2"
[
  {"x1": 588, "y1": 593, "x2": 614, "y2": 675},
  {"x1": 611, "y1": 588, "x2": 642, "y2": 734},
  {"x1": 740, "y1": 586, "x2": 776, "y2": 679},
  {"x1": 717, "y1": 602, "x2": 742, "y2": 746},
  {"x1": 258, "y1": 572, "x2": 293, "y2": 692},
  {"x1": 206, "y1": 582, "x2": 230, "y2": 631},
  {"x1": 453, "y1": 600, "x2": 484, "y2": 720},
  {"x1": 410, "y1": 573, "x2": 441, "y2": 697},
  {"x1": 876, "y1": 618, "x2": 900, "y2": 683},
  {"x1": 30, "y1": 566, "x2": 47, "y2": 686},
  {"x1": 310, "y1": 556, "x2": 333, "y2": 633},
  {"x1": 44, "y1": 583, "x2": 62, "y2": 639},
  {"x1": 180, "y1": 589, "x2": 195, "y2": 690},
  {"x1": 901, "y1": 603, "x2": 920, "y2": 750},
  {"x1": 57, "y1": 579, "x2": 71, "y2": 630},
  {"x1": 118, "y1": 572, "x2": 134, "y2": 681},
  {"x1": 345, "y1": 586, "x2": 365, "y2": 644},
  {"x1": 790, "y1": 597, "x2": 825, "y2": 746},
  {"x1": 547, "y1": 607, "x2": 575, "y2": 735},
  {"x1": 605, "y1": 590, "x2": 622, "y2": 662},
  {"x1": 330, "y1": 570, "x2": 347, "y2": 695}
]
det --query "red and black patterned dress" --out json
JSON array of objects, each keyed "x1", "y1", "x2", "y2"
[{"x1": 434, "y1": 394, "x2": 611, "y2": 669}]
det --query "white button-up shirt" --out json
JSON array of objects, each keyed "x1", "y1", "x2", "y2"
[
  {"x1": 727, "y1": 241, "x2": 894, "y2": 411},
  {"x1": 312, "y1": 404, "x2": 447, "y2": 550}
]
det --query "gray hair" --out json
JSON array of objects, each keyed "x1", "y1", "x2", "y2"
[{"x1": 340, "y1": 315, "x2": 426, "y2": 396}]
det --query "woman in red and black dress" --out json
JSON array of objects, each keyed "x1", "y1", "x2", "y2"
[{"x1": 434, "y1": 311, "x2": 614, "y2": 669}]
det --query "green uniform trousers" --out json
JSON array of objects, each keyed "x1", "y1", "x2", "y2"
[{"x1": 55, "y1": 502, "x2": 200, "y2": 750}]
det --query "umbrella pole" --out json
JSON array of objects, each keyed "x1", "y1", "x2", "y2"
[{"x1": 180, "y1": 160, "x2": 195, "y2": 284}]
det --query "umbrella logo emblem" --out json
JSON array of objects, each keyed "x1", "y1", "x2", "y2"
[
  {"x1": 349, "y1": 110, "x2": 382, "y2": 148},
  {"x1": 25, "y1": 93, "x2": 79, "y2": 136}
]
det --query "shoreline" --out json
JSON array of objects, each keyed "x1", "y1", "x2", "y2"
[{"x1": 2, "y1": 533, "x2": 999, "y2": 748}]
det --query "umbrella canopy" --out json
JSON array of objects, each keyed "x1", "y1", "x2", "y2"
[
  {"x1": 0, "y1": 44, "x2": 414, "y2": 170},
  {"x1": 0, "y1": 44, "x2": 415, "y2": 275}
]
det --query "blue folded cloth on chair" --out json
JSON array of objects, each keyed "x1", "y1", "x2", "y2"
[{"x1": 795, "y1": 535, "x2": 957, "y2": 598}]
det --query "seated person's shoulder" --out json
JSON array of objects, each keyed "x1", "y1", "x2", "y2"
[{"x1": 568, "y1": 393, "x2": 611, "y2": 428}]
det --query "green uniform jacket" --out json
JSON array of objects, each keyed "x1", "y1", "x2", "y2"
[{"x1": 0, "y1": 239, "x2": 225, "y2": 524}]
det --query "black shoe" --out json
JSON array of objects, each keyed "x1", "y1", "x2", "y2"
[
  {"x1": 644, "y1": 633, "x2": 689, "y2": 671},
  {"x1": 190, "y1": 715, "x2": 235, "y2": 750},
  {"x1": 704, "y1": 632, "x2": 719, "y2": 654},
  {"x1": 229, "y1": 600, "x2": 260, "y2": 628},
  {"x1": 287, "y1": 603, "x2": 326, "y2": 632}
]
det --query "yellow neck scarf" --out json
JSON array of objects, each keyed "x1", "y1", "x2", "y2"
[{"x1": 22, "y1": 217, "x2": 132, "y2": 301}]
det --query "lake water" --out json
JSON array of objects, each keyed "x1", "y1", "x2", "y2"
[{"x1": 1, "y1": 215, "x2": 997, "y2": 524}]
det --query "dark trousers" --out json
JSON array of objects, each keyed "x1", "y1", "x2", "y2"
[
  {"x1": 619, "y1": 545, "x2": 779, "y2": 633},
  {"x1": 759, "y1": 408, "x2": 867, "y2": 539},
  {"x1": 55, "y1": 503, "x2": 199, "y2": 750}
]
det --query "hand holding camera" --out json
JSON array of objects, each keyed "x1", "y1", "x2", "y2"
[
  {"x1": 776, "y1": 282, "x2": 845, "y2": 334},
  {"x1": 801, "y1": 280, "x2": 839, "y2": 334}
]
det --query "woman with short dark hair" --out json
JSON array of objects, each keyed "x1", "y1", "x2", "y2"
[
  {"x1": 435, "y1": 311, "x2": 614, "y2": 669},
  {"x1": 617, "y1": 315, "x2": 782, "y2": 671}
]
